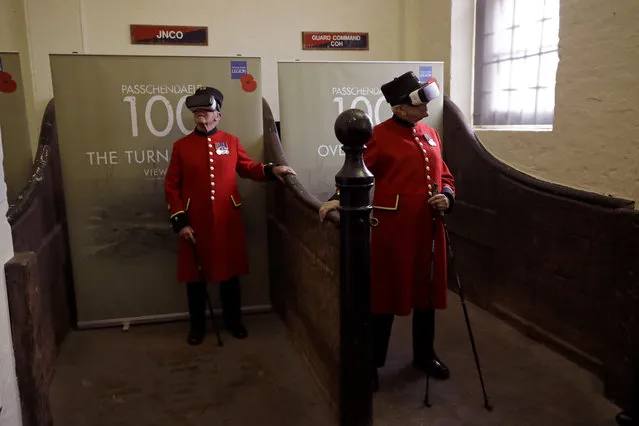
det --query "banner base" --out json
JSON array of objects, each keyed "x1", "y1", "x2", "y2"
[{"x1": 76, "y1": 304, "x2": 273, "y2": 330}]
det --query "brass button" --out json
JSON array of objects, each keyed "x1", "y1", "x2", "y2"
[
  {"x1": 427, "y1": 175, "x2": 431, "y2": 180},
  {"x1": 426, "y1": 166, "x2": 430, "y2": 171},
  {"x1": 425, "y1": 157, "x2": 429, "y2": 163},
  {"x1": 428, "y1": 184, "x2": 432, "y2": 189},
  {"x1": 211, "y1": 196, "x2": 215, "y2": 200},
  {"x1": 207, "y1": 137, "x2": 211, "y2": 142},
  {"x1": 428, "y1": 191, "x2": 433, "y2": 196}
]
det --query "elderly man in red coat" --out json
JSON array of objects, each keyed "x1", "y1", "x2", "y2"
[
  {"x1": 165, "y1": 86, "x2": 295, "y2": 345},
  {"x1": 319, "y1": 71, "x2": 455, "y2": 391}
]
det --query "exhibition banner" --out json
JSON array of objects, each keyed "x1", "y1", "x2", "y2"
[
  {"x1": 277, "y1": 61, "x2": 444, "y2": 201},
  {"x1": 0, "y1": 52, "x2": 32, "y2": 203},
  {"x1": 50, "y1": 54, "x2": 268, "y2": 325}
]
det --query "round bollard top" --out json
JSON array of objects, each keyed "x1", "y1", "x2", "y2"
[{"x1": 334, "y1": 108, "x2": 373, "y2": 147}]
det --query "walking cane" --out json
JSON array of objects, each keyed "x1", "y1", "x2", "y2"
[
  {"x1": 423, "y1": 184, "x2": 439, "y2": 408},
  {"x1": 189, "y1": 234, "x2": 223, "y2": 347},
  {"x1": 422, "y1": 185, "x2": 493, "y2": 411},
  {"x1": 441, "y1": 216, "x2": 492, "y2": 411}
]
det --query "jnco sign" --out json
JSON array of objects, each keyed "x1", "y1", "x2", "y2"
[{"x1": 130, "y1": 25, "x2": 208, "y2": 46}]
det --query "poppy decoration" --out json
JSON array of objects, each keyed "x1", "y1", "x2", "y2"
[
  {"x1": 240, "y1": 74, "x2": 258, "y2": 93},
  {"x1": 0, "y1": 72, "x2": 17, "y2": 93}
]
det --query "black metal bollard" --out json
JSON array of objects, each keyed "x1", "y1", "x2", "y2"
[{"x1": 334, "y1": 109, "x2": 375, "y2": 426}]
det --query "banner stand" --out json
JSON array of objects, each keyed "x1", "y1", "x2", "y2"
[
  {"x1": 50, "y1": 54, "x2": 270, "y2": 327},
  {"x1": 277, "y1": 60, "x2": 444, "y2": 202}
]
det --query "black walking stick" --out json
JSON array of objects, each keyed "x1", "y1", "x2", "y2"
[
  {"x1": 189, "y1": 235, "x2": 223, "y2": 347},
  {"x1": 422, "y1": 184, "x2": 493, "y2": 411},
  {"x1": 423, "y1": 184, "x2": 439, "y2": 408},
  {"x1": 441, "y1": 215, "x2": 492, "y2": 411}
]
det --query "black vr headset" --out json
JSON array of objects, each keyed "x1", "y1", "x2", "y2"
[{"x1": 185, "y1": 87, "x2": 223, "y2": 112}]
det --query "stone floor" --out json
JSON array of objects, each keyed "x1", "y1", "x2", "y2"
[
  {"x1": 50, "y1": 313, "x2": 335, "y2": 426},
  {"x1": 50, "y1": 292, "x2": 623, "y2": 426},
  {"x1": 373, "y1": 293, "x2": 621, "y2": 426}
]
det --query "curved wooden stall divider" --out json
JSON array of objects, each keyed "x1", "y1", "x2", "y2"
[
  {"x1": 263, "y1": 97, "x2": 341, "y2": 417},
  {"x1": 442, "y1": 95, "x2": 639, "y2": 407},
  {"x1": 5, "y1": 98, "x2": 76, "y2": 426}
]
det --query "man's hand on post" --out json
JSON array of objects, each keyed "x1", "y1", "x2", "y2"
[
  {"x1": 319, "y1": 199, "x2": 340, "y2": 222},
  {"x1": 272, "y1": 165, "x2": 296, "y2": 182}
]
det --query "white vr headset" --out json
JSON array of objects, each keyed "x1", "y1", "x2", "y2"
[{"x1": 407, "y1": 79, "x2": 440, "y2": 106}]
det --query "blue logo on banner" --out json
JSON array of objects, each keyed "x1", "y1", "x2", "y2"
[
  {"x1": 231, "y1": 61, "x2": 247, "y2": 79},
  {"x1": 419, "y1": 66, "x2": 432, "y2": 82}
]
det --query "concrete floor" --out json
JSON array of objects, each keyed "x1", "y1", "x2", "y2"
[
  {"x1": 50, "y1": 293, "x2": 623, "y2": 426},
  {"x1": 50, "y1": 313, "x2": 335, "y2": 426}
]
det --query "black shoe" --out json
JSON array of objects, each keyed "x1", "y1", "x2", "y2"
[
  {"x1": 187, "y1": 322, "x2": 205, "y2": 345},
  {"x1": 226, "y1": 322, "x2": 248, "y2": 339},
  {"x1": 617, "y1": 410, "x2": 638, "y2": 425},
  {"x1": 413, "y1": 355, "x2": 450, "y2": 380},
  {"x1": 372, "y1": 369, "x2": 379, "y2": 393},
  {"x1": 412, "y1": 308, "x2": 451, "y2": 378}
]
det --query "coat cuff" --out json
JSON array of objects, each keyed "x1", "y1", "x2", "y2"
[
  {"x1": 263, "y1": 163, "x2": 281, "y2": 181},
  {"x1": 169, "y1": 211, "x2": 189, "y2": 234},
  {"x1": 328, "y1": 191, "x2": 340, "y2": 202},
  {"x1": 442, "y1": 186, "x2": 455, "y2": 214}
]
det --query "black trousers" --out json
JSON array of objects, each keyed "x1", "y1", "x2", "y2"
[
  {"x1": 371, "y1": 308, "x2": 436, "y2": 368},
  {"x1": 186, "y1": 277, "x2": 243, "y2": 327}
]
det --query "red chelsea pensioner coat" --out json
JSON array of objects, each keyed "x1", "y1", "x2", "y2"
[
  {"x1": 164, "y1": 129, "x2": 269, "y2": 283},
  {"x1": 365, "y1": 117, "x2": 455, "y2": 316}
]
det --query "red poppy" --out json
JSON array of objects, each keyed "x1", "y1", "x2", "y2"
[
  {"x1": 0, "y1": 72, "x2": 17, "y2": 93},
  {"x1": 240, "y1": 73, "x2": 257, "y2": 93}
]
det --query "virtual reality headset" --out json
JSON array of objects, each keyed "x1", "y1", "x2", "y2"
[
  {"x1": 185, "y1": 87, "x2": 223, "y2": 112},
  {"x1": 186, "y1": 94, "x2": 219, "y2": 112},
  {"x1": 407, "y1": 78, "x2": 440, "y2": 106},
  {"x1": 381, "y1": 72, "x2": 441, "y2": 107}
]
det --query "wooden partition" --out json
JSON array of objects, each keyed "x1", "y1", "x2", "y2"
[
  {"x1": 441, "y1": 96, "x2": 639, "y2": 407},
  {"x1": 263, "y1": 98, "x2": 341, "y2": 416},
  {"x1": 5, "y1": 99, "x2": 75, "y2": 426}
]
